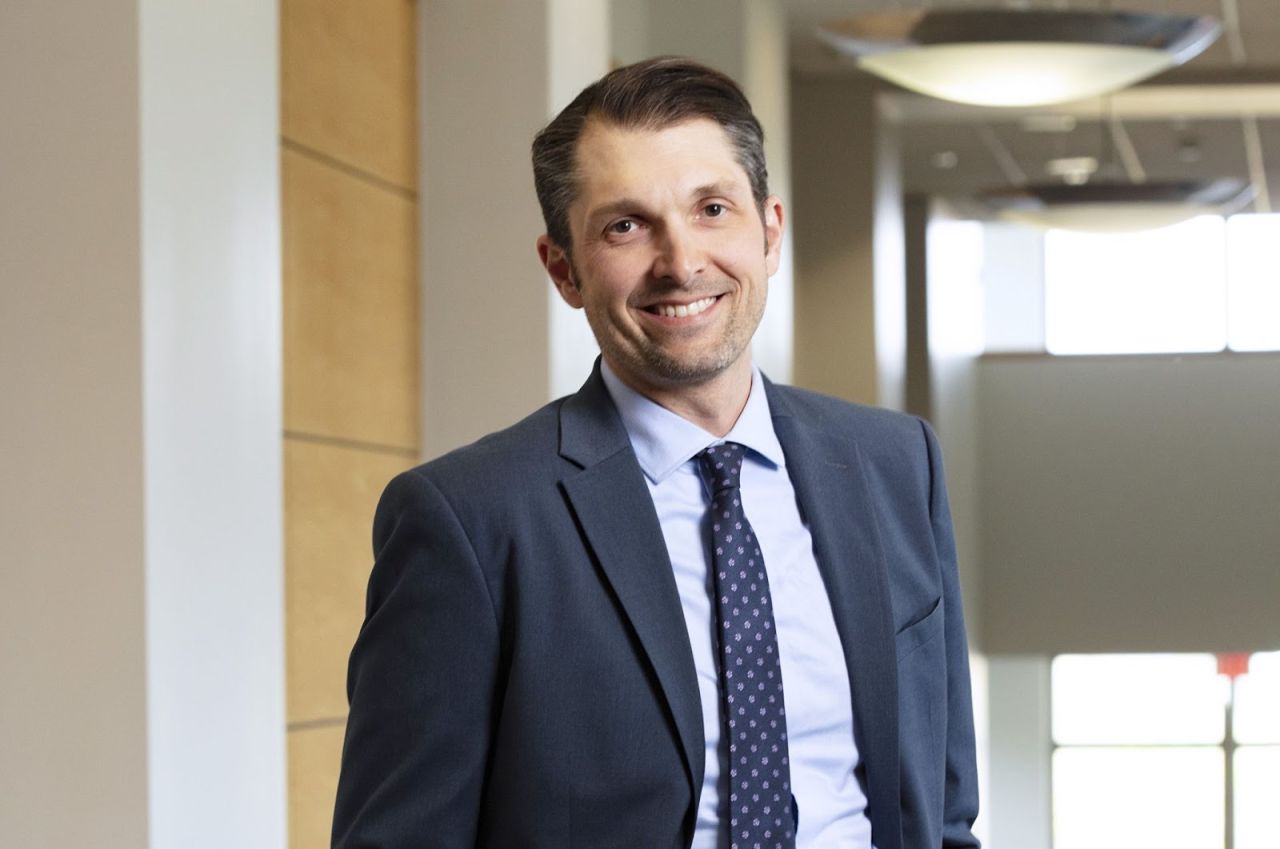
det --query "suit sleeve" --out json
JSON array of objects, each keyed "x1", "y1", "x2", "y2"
[
  {"x1": 332, "y1": 469, "x2": 500, "y2": 849},
  {"x1": 921, "y1": 419, "x2": 982, "y2": 848}
]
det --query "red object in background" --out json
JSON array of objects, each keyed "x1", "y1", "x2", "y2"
[{"x1": 1217, "y1": 653, "x2": 1251, "y2": 680}]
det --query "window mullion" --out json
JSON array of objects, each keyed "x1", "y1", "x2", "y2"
[{"x1": 1225, "y1": 683, "x2": 1236, "y2": 849}]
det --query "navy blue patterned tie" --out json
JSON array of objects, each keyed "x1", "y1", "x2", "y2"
[{"x1": 698, "y1": 442, "x2": 796, "y2": 849}]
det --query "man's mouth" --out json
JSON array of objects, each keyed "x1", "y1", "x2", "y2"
[{"x1": 644, "y1": 295, "x2": 719, "y2": 318}]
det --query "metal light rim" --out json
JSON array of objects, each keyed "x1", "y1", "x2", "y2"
[{"x1": 817, "y1": 9, "x2": 1222, "y2": 63}]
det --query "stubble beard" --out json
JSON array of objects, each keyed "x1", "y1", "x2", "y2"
[
  {"x1": 593, "y1": 289, "x2": 764, "y2": 391},
  {"x1": 567, "y1": 251, "x2": 768, "y2": 392}
]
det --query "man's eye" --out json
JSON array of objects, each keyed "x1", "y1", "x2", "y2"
[
  {"x1": 609, "y1": 219, "x2": 636, "y2": 235},
  {"x1": 703, "y1": 203, "x2": 726, "y2": 217}
]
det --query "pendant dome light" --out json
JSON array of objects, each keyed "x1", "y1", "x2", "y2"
[
  {"x1": 817, "y1": 8, "x2": 1222, "y2": 108},
  {"x1": 976, "y1": 97, "x2": 1254, "y2": 232}
]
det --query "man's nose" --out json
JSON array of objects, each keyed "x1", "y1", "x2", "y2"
[{"x1": 652, "y1": 224, "x2": 705, "y2": 285}]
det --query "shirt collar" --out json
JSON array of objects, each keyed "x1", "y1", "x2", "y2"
[{"x1": 600, "y1": 359, "x2": 786, "y2": 484}]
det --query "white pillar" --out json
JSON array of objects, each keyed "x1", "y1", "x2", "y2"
[
  {"x1": 547, "y1": 1, "x2": 612, "y2": 401},
  {"x1": 421, "y1": 0, "x2": 610, "y2": 457},
  {"x1": 0, "y1": 2, "x2": 286, "y2": 847},
  {"x1": 987, "y1": 656, "x2": 1053, "y2": 849}
]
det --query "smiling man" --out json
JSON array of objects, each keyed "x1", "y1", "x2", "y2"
[
  {"x1": 332, "y1": 58, "x2": 980, "y2": 849},
  {"x1": 537, "y1": 115, "x2": 777, "y2": 437}
]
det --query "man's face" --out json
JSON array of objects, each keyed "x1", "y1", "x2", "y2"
[{"x1": 539, "y1": 118, "x2": 783, "y2": 401}]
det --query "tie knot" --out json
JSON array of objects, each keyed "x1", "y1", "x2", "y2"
[{"x1": 698, "y1": 442, "x2": 746, "y2": 494}]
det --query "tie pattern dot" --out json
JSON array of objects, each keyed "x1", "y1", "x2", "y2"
[{"x1": 698, "y1": 442, "x2": 796, "y2": 849}]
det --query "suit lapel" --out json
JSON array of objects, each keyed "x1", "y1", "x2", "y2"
[
  {"x1": 558, "y1": 367, "x2": 706, "y2": 806},
  {"x1": 768, "y1": 385, "x2": 903, "y2": 849}
]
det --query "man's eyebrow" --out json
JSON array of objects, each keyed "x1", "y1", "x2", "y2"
[
  {"x1": 585, "y1": 182, "x2": 749, "y2": 223},
  {"x1": 690, "y1": 181, "x2": 745, "y2": 200},
  {"x1": 584, "y1": 198, "x2": 647, "y2": 223}
]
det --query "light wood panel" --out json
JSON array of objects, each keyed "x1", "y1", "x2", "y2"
[
  {"x1": 282, "y1": 0, "x2": 421, "y2": 840},
  {"x1": 283, "y1": 146, "x2": 419, "y2": 451},
  {"x1": 288, "y1": 723, "x2": 346, "y2": 849},
  {"x1": 281, "y1": 0, "x2": 417, "y2": 190},
  {"x1": 285, "y1": 436, "x2": 412, "y2": 724}
]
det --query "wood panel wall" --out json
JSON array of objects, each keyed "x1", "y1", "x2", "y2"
[{"x1": 280, "y1": 2, "x2": 419, "y2": 845}]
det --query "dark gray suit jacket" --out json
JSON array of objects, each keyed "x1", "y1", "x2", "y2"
[{"x1": 332, "y1": 365, "x2": 980, "y2": 849}]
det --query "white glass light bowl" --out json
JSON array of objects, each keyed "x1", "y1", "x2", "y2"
[{"x1": 819, "y1": 9, "x2": 1221, "y2": 107}]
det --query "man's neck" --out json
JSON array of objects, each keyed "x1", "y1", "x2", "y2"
[{"x1": 607, "y1": 358, "x2": 753, "y2": 438}]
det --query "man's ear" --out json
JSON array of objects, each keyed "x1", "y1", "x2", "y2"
[
  {"x1": 537, "y1": 235, "x2": 582, "y2": 309},
  {"x1": 762, "y1": 195, "x2": 785, "y2": 277}
]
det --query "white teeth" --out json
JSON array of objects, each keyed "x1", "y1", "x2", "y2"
[{"x1": 657, "y1": 296, "x2": 716, "y2": 318}]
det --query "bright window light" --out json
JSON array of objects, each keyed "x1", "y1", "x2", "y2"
[
  {"x1": 1044, "y1": 216, "x2": 1227, "y2": 355},
  {"x1": 1052, "y1": 652, "x2": 1279, "y2": 849},
  {"x1": 1053, "y1": 747, "x2": 1224, "y2": 849},
  {"x1": 927, "y1": 219, "x2": 986, "y2": 356},
  {"x1": 1235, "y1": 746, "x2": 1280, "y2": 849},
  {"x1": 1037, "y1": 213, "x2": 1280, "y2": 355},
  {"x1": 1226, "y1": 215, "x2": 1280, "y2": 352},
  {"x1": 1052, "y1": 654, "x2": 1225, "y2": 745},
  {"x1": 1234, "y1": 651, "x2": 1280, "y2": 744}
]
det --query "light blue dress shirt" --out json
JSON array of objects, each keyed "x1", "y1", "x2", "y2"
[{"x1": 600, "y1": 362, "x2": 874, "y2": 849}]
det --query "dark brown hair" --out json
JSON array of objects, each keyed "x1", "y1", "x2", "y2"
[{"x1": 531, "y1": 56, "x2": 768, "y2": 252}]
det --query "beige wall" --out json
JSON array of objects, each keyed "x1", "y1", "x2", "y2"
[
  {"x1": 1, "y1": 3, "x2": 149, "y2": 843},
  {"x1": 791, "y1": 75, "x2": 885, "y2": 405},
  {"x1": 421, "y1": 1, "x2": 609, "y2": 454},
  {"x1": 420, "y1": 0, "x2": 553, "y2": 457},
  {"x1": 280, "y1": 1, "x2": 420, "y2": 845},
  {"x1": 978, "y1": 352, "x2": 1280, "y2": 653}
]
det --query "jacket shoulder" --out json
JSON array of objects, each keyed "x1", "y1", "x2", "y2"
[
  {"x1": 397, "y1": 398, "x2": 567, "y2": 495},
  {"x1": 768, "y1": 383, "x2": 928, "y2": 451}
]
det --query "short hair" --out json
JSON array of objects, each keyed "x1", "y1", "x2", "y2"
[{"x1": 531, "y1": 56, "x2": 769, "y2": 252}]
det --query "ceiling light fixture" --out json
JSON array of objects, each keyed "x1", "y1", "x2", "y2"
[
  {"x1": 817, "y1": 9, "x2": 1221, "y2": 107},
  {"x1": 982, "y1": 179, "x2": 1253, "y2": 232}
]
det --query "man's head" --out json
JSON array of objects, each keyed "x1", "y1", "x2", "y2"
[
  {"x1": 532, "y1": 57, "x2": 769, "y2": 256},
  {"x1": 531, "y1": 59, "x2": 784, "y2": 411}
]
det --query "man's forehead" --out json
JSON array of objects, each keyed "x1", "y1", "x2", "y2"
[
  {"x1": 576, "y1": 116, "x2": 733, "y2": 159},
  {"x1": 571, "y1": 117, "x2": 750, "y2": 200}
]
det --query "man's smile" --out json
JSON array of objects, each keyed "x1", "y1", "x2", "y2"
[{"x1": 640, "y1": 294, "x2": 722, "y2": 319}]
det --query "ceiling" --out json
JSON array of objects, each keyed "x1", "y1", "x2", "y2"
[{"x1": 782, "y1": 0, "x2": 1280, "y2": 211}]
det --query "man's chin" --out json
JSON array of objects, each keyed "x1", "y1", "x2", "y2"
[{"x1": 623, "y1": 347, "x2": 745, "y2": 388}]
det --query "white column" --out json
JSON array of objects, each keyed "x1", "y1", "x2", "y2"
[
  {"x1": 139, "y1": 2, "x2": 286, "y2": 847},
  {"x1": 547, "y1": 0, "x2": 612, "y2": 400},
  {"x1": 0, "y1": 2, "x2": 286, "y2": 847},
  {"x1": 987, "y1": 655, "x2": 1053, "y2": 849},
  {"x1": 421, "y1": 0, "x2": 610, "y2": 456}
]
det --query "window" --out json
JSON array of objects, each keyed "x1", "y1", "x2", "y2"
[
  {"x1": 1041, "y1": 214, "x2": 1280, "y2": 355},
  {"x1": 1225, "y1": 216, "x2": 1280, "y2": 352},
  {"x1": 1051, "y1": 652, "x2": 1280, "y2": 849}
]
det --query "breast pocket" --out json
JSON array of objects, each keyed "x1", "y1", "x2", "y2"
[
  {"x1": 895, "y1": 596, "x2": 942, "y2": 663},
  {"x1": 895, "y1": 596, "x2": 946, "y2": 829}
]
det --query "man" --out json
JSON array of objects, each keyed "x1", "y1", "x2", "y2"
[{"x1": 333, "y1": 57, "x2": 979, "y2": 849}]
